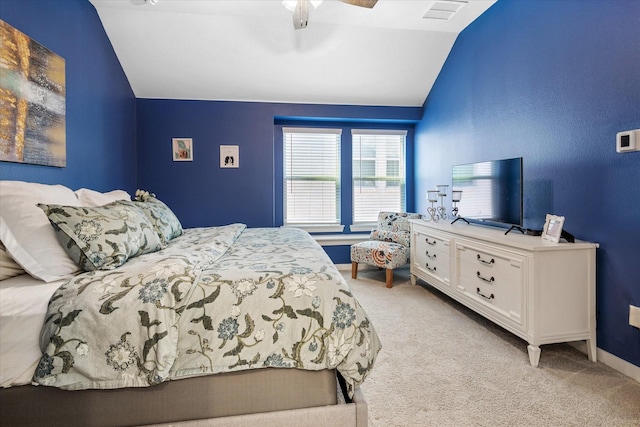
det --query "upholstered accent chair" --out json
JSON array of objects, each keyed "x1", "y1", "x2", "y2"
[{"x1": 350, "y1": 212, "x2": 421, "y2": 288}]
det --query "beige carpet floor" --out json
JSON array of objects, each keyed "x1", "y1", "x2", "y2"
[{"x1": 343, "y1": 267, "x2": 640, "y2": 427}]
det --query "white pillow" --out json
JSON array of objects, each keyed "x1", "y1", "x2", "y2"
[
  {"x1": 0, "y1": 241, "x2": 24, "y2": 280},
  {"x1": 74, "y1": 188, "x2": 131, "y2": 206},
  {"x1": 0, "y1": 181, "x2": 81, "y2": 282}
]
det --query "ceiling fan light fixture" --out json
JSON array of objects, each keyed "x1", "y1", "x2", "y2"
[
  {"x1": 285, "y1": 0, "x2": 371, "y2": 30},
  {"x1": 282, "y1": 0, "x2": 323, "y2": 13}
]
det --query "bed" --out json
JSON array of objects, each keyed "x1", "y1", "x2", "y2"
[{"x1": 0, "y1": 181, "x2": 380, "y2": 426}]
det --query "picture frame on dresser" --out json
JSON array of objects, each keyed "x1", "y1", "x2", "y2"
[{"x1": 542, "y1": 214, "x2": 565, "y2": 243}]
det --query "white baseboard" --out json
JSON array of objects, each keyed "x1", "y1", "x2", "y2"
[
  {"x1": 569, "y1": 341, "x2": 640, "y2": 382},
  {"x1": 598, "y1": 348, "x2": 640, "y2": 382},
  {"x1": 570, "y1": 342, "x2": 640, "y2": 383},
  {"x1": 585, "y1": 345, "x2": 640, "y2": 382}
]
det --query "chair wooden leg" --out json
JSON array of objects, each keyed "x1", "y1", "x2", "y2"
[
  {"x1": 352, "y1": 262, "x2": 358, "y2": 279},
  {"x1": 386, "y1": 269, "x2": 393, "y2": 288}
]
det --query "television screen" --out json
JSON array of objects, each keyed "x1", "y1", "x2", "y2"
[{"x1": 452, "y1": 157, "x2": 523, "y2": 227}]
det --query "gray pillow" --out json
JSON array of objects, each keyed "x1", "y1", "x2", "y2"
[
  {"x1": 38, "y1": 201, "x2": 163, "y2": 271},
  {"x1": 130, "y1": 196, "x2": 183, "y2": 244},
  {"x1": 135, "y1": 190, "x2": 183, "y2": 244}
]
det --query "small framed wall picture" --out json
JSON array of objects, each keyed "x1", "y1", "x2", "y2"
[
  {"x1": 172, "y1": 138, "x2": 193, "y2": 161},
  {"x1": 542, "y1": 214, "x2": 565, "y2": 243},
  {"x1": 220, "y1": 145, "x2": 239, "y2": 168}
]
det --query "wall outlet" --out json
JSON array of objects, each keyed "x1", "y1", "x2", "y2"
[
  {"x1": 630, "y1": 305, "x2": 640, "y2": 329},
  {"x1": 616, "y1": 129, "x2": 640, "y2": 153}
]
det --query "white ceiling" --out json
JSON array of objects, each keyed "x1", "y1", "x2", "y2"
[{"x1": 89, "y1": 0, "x2": 496, "y2": 107}]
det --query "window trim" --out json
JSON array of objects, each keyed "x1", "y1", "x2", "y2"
[
  {"x1": 275, "y1": 123, "x2": 414, "y2": 236},
  {"x1": 349, "y1": 222, "x2": 377, "y2": 233},
  {"x1": 351, "y1": 129, "x2": 408, "y2": 137},
  {"x1": 282, "y1": 224, "x2": 345, "y2": 233}
]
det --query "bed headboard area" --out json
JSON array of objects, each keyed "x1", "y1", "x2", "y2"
[{"x1": 0, "y1": 181, "x2": 134, "y2": 283}]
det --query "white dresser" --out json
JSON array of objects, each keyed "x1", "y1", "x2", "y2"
[{"x1": 409, "y1": 219, "x2": 598, "y2": 366}]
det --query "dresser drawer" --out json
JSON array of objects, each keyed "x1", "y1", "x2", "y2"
[
  {"x1": 414, "y1": 230, "x2": 450, "y2": 257},
  {"x1": 455, "y1": 242, "x2": 525, "y2": 327},
  {"x1": 412, "y1": 228, "x2": 451, "y2": 287}
]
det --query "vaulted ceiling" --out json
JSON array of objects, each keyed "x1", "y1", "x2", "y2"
[{"x1": 89, "y1": 0, "x2": 496, "y2": 107}]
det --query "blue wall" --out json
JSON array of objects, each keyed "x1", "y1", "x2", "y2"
[
  {"x1": 0, "y1": 0, "x2": 136, "y2": 192},
  {"x1": 415, "y1": 0, "x2": 640, "y2": 367},
  {"x1": 136, "y1": 99, "x2": 420, "y2": 252}
]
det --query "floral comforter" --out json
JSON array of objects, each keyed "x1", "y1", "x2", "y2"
[{"x1": 33, "y1": 225, "x2": 381, "y2": 397}]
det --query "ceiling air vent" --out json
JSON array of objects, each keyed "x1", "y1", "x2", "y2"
[{"x1": 423, "y1": 0, "x2": 468, "y2": 20}]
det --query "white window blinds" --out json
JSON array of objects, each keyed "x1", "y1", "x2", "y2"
[
  {"x1": 283, "y1": 127, "x2": 342, "y2": 229},
  {"x1": 352, "y1": 129, "x2": 407, "y2": 225}
]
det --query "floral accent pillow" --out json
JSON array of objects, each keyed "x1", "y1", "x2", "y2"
[
  {"x1": 133, "y1": 190, "x2": 183, "y2": 244},
  {"x1": 38, "y1": 201, "x2": 163, "y2": 271},
  {"x1": 368, "y1": 212, "x2": 421, "y2": 247}
]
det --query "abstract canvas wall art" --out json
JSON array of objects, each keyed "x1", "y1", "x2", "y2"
[{"x1": 0, "y1": 19, "x2": 66, "y2": 167}]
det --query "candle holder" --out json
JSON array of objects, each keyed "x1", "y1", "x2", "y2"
[
  {"x1": 451, "y1": 190, "x2": 469, "y2": 224},
  {"x1": 436, "y1": 185, "x2": 448, "y2": 220},
  {"x1": 426, "y1": 190, "x2": 440, "y2": 221}
]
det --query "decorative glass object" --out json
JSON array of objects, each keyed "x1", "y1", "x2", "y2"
[
  {"x1": 451, "y1": 190, "x2": 469, "y2": 224},
  {"x1": 426, "y1": 190, "x2": 439, "y2": 221}
]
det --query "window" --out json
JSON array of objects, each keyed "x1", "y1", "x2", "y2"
[
  {"x1": 283, "y1": 127, "x2": 343, "y2": 232},
  {"x1": 352, "y1": 129, "x2": 407, "y2": 227}
]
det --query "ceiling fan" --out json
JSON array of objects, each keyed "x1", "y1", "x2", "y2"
[
  {"x1": 139, "y1": 0, "x2": 377, "y2": 30},
  {"x1": 285, "y1": 0, "x2": 378, "y2": 30}
]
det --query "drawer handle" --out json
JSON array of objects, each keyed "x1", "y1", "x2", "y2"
[
  {"x1": 476, "y1": 272, "x2": 495, "y2": 283},
  {"x1": 425, "y1": 238, "x2": 437, "y2": 246},
  {"x1": 425, "y1": 251, "x2": 436, "y2": 260},
  {"x1": 476, "y1": 288, "x2": 495, "y2": 301},
  {"x1": 477, "y1": 254, "x2": 495, "y2": 265},
  {"x1": 425, "y1": 263, "x2": 437, "y2": 272}
]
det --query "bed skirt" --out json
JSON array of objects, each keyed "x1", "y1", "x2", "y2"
[{"x1": 0, "y1": 368, "x2": 365, "y2": 426}]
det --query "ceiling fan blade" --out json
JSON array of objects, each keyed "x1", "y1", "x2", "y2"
[
  {"x1": 293, "y1": 0, "x2": 309, "y2": 30},
  {"x1": 339, "y1": 0, "x2": 378, "y2": 8}
]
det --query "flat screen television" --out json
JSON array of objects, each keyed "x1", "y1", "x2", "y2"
[{"x1": 452, "y1": 157, "x2": 523, "y2": 229}]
